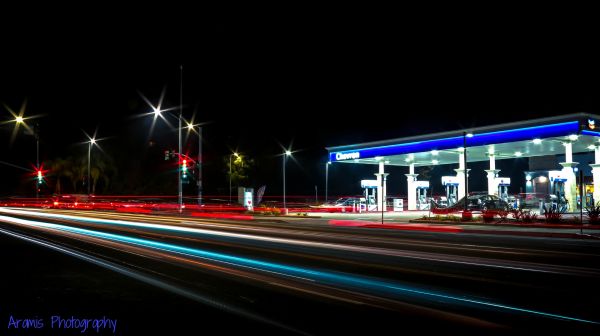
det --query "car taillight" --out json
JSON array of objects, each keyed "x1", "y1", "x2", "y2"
[{"x1": 54, "y1": 201, "x2": 58, "y2": 206}]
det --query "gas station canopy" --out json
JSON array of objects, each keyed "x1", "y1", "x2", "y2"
[{"x1": 327, "y1": 113, "x2": 600, "y2": 166}]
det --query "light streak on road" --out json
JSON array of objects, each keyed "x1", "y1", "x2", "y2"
[
  {"x1": 1, "y1": 207, "x2": 597, "y2": 277},
  {"x1": 0, "y1": 213, "x2": 598, "y2": 325}
]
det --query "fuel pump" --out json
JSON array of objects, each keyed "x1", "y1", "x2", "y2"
[
  {"x1": 548, "y1": 171, "x2": 568, "y2": 212},
  {"x1": 415, "y1": 181, "x2": 430, "y2": 210},
  {"x1": 442, "y1": 176, "x2": 460, "y2": 206},
  {"x1": 360, "y1": 180, "x2": 379, "y2": 211},
  {"x1": 495, "y1": 177, "x2": 510, "y2": 203}
]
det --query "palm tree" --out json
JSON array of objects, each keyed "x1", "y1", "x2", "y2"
[
  {"x1": 45, "y1": 153, "x2": 117, "y2": 194},
  {"x1": 46, "y1": 157, "x2": 71, "y2": 194}
]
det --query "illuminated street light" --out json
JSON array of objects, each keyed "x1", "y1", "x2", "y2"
[
  {"x1": 283, "y1": 150, "x2": 292, "y2": 211},
  {"x1": 185, "y1": 121, "x2": 203, "y2": 206},
  {"x1": 229, "y1": 152, "x2": 240, "y2": 204},
  {"x1": 138, "y1": 67, "x2": 185, "y2": 212},
  {"x1": 6, "y1": 101, "x2": 42, "y2": 199},
  {"x1": 87, "y1": 137, "x2": 98, "y2": 196}
]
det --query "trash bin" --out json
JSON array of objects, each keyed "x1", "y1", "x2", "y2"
[{"x1": 393, "y1": 199, "x2": 403, "y2": 212}]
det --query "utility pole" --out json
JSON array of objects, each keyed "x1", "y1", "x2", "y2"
[
  {"x1": 178, "y1": 65, "x2": 183, "y2": 213},
  {"x1": 463, "y1": 132, "x2": 468, "y2": 212},
  {"x1": 198, "y1": 126, "x2": 202, "y2": 206},
  {"x1": 35, "y1": 123, "x2": 40, "y2": 199}
]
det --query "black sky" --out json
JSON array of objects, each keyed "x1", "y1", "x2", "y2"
[{"x1": 1, "y1": 11, "x2": 599, "y2": 199}]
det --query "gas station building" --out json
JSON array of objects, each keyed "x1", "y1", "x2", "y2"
[{"x1": 326, "y1": 113, "x2": 600, "y2": 212}]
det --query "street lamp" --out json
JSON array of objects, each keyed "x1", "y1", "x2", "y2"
[
  {"x1": 87, "y1": 137, "x2": 97, "y2": 196},
  {"x1": 229, "y1": 152, "x2": 240, "y2": 204},
  {"x1": 186, "y1": 121, "x2": 203, "y2": 206},
  {"x1": 325, "y1": 161, "x2": 331, "y2": 203},
  {"x1": 6, "y1": 103, "x2": 42, "y2": 198},
  {"x1": 140, "y1": 86, "x2": 183, "y2": 213},
  {"x1": 151, "y1": 107, "x2": 183, "y2": 212},
  {"x1": 283, "y1": 150, "x2": 292, "y2": 211}
]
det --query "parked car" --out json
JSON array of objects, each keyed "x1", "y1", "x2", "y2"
[
  {"x1": 466, "y1": 194, "x2": 510, "y2": 212},
  {"x1": 311, "y1": 197, "x2": 362, "y2": 212}
]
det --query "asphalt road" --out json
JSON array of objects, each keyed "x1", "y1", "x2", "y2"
[{"x1": 1, "y1": 207, "x2": 599, "y2": 335}]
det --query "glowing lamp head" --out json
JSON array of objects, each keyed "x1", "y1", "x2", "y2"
[
  {"x1": 285, "y1": 150, "x2": 292, "y2": 156},
  {"x1": 432, "y1": 159, "x2": 439, "y2": 165},
  {"x1": 515, "y1": 151, "x2": 523, "y2": 157},
  {"x1": 466, "y1": 133, "x2": 474, "y2": 138},
  {"x1": 90, "y1": 138, "x2": 96, "y2": 145},
  {"x1": 187, "y1": 123, "x2": 194, "y2": 130},
  {"x1": 15, "y1": 116, "x2": 24, "y2": 123},
  {"x1": 568, "y1": 134, "x2": 579, "y2": 141},
  {"x1": 152, "y1": 107, "x2": 162, "y2": 116},
  {"x1": 532, "y1": 138, "x2": 542, "y2": 145}
]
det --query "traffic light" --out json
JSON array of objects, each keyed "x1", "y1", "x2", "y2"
[
  {"x1": 37, "y1": 170, "x2": 43, "y2": 184},
  {"x1": 182, "y1": 159, "x2": 188, "y2": 178},
  {"x1": 165, "y1": 150, "x2": 170, "y2": 161}
]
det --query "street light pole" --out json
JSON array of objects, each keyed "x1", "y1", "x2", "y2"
[
  {"x1": 463, "y1": 131, "x2": 468, "y2": 212},
  {"x1": 198, "y1": 126, "x2": 202, "y2": 206},
  {"x1": 283, "y1": 154, "x2": 286, "y2": 210},
  {"x1": 87, "y1": 141, "x2": 91, "y2": 195},
  {"x1": 229, "y1": 154, "x2": 233, "y2": 204},
  {"x1": 178, "y1": 65, "x2": 183, "y2": 214},
  {"x1": 35, "y1": 123, "x2": 40, "y2": 199},
  {"x1": 283, "y1": 150, "x2": 291, "y2": 211},
  {"x1": 325, "y1": 161, "x2": 330, "y2": 203}
]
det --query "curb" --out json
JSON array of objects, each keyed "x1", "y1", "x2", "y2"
[{"x1": 462, "y1": 229, "x2": 600, "y2": 240}]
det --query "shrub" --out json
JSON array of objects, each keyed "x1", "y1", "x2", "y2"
[
  {"x1": 482, "y1": 210, "x2": 495, "y2": 223},
  {"x1": 512, "y1": 206, "x2": 538, "y2": 223},
  {"x1": 461, "y1": 211, "x2": 473, "y2": 221},
  {"x1": 447, "y1": 215, "x2": 461, "y2": 222},
  {"x1": 522, "y1": 211, "x2": 538, "y2": 223},
  {"x1": 543, "y1": 205, "x2": 563, "y2": 223},
  {"x1": 585, "y1": 202, "x2": 600, "y2": 224}
]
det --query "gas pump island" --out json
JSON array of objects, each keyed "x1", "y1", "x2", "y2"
[{"x1": 326, "y1": 113, "x2": 600, "y2": 213}]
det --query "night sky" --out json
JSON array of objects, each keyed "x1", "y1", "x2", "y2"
[{"x1": 1, "y1": 13, "x2": 599, "y2": 200}]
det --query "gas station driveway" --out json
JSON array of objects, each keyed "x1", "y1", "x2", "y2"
[{"x1": 286, "y1": 210, "x2": 600, "y2": 239}]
